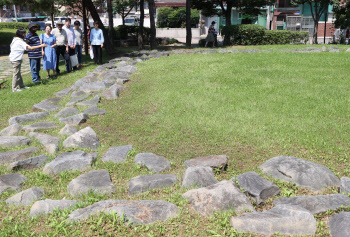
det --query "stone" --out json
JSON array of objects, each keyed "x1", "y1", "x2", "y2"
[
  {"x1": 115, "y1": 71, "x2": 131, "y2": 79},
  {"x1": 59, "y1": 113, "x2": 89, "y2": 126},
  {"x1": 129, "y1": 174, "x2": 177, "y2": 195},
  {"x1": 134, "y1": 153, "x2": 171, "y2": 173},
  {"x1": 9, "y1": 112, "x2": 49, "y2": 125},
  {"x1": 118, "y1": 65, "x2": 137, "y2": 73},
  {"x1": 102, "y1": 145, "x2": 132, "y2": 163},
  {"x1": 235, "y1": 171, "x2": 280, "y2": 204},
  {"x1": 0, "y1": 173, "x2": 27, "y2": 194},
  {"x1": 230, "y1": 204, "x2": 316, "y2": 236},
  {"x1": 340, "y1": 177, "x2": 350, "y2": 194},
  {"x1": 32, "y1": 100, "x2": 61, "y2": 112},
  {"x1": 66, "y1": 95, "x2": 89, "y2": 107},
  {"x1": 182, "y1": 166, "x2": 218, "y2": 188},
  {"x1": 79, "y1": 81, "x2": 109, "y2": 93},
  {"x1": 329, "y1": 212, "x2": 350, "y2": 237},
  {"x1": 45, "y1": 97, "x2": 62, "y2": 104},
  {"x1": 94, "y1": 66, "x2": 107, "y2": 74},
  {"x1": 7, "y1": 155, "x2": 49, "y2": 170},
  {"x1": 56, "y1": 87, "x2": 72, "y2": 97},
  {"x1": 54, "y1": 107, "x2": 79, "y2": 118},
  {"x1": 0, "y1": 136, "x2": 31, "y2": 148},
  {"x1": 182, "y1": 180, "x2": 254, "y2": 216},
  {"x1": 28, "y1": 132, "x2": 61, "y2": 154},
  {"x1": 102, "y1": 84, "x2": 120, "y2": 100},
  {"x1": 59, "y1": 124, "x2": 78, "y2": 136},
  {"x1": 0, "y1": 124, "x2": 22, "y2": 136},
  {"x1": 102, "y1": 79, "x2": 116, "y2": 87},
  {"x1": 183, "y1": 155, "x2": 228, "y2": 171},
  {"x1": 68, "y1": 199, "x2": 179, "y2": 224},
  {"x1": 67, "y1": 169, "x2": 115, "y2": 197},
  {"x1": 103, "y1": 63, "x2": 116, "y2": 69},
  {"x1": 70, "y1": 91, "x2": 86, "y2": 98},
  {"x1": 329, "y1": 47, "x2": 340, "y2": 52},
  {"x1": 0, "y1": 147, "x2": 38, "y2": 164},
  {"x1": 43, "y1": 151, "x2": 98, "y2": 175},
  {"x1": 63, "y1": 127, "x2": 100, "y2": 150},
  {"x1": 260, "y1": 156, "x2": 340, "y2": 191},
  {"x1": 76, "y1": 95, "x2": 100, "y2": 106},
  {"x1": 6, "y1": 187, "x2": 45, "y2": 206},
  {"x1": 116, "y1": 78, "x2": 130, "y2": 84},
  {"x1": 347, "y1": 48, "x2": 350, "y2": 52},
  {"x1": 23, "y1": 122, "x2": 59, "y2": 133},
  {"x1": 72, "y1": 77, "x2": 98, "y2": 90},
  {"x1": 273, "y1": 194, "x2": 350, "y2": 215},
  {"x1": 321, "y1": 46, "x2": 327, "y2": 52},
  {"x1": 83, "y1": 105, "x2": 106, "y2": 116},
  {"x1": 30, "y1": 199, "x2": 79, "y2": 216}
]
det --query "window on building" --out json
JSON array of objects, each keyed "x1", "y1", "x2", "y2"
[{"x1": 277, "y1": 15, "x2": 284, "y2": 21}]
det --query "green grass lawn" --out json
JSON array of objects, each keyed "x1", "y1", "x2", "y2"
[{"x1": 0, "y1": 47, "x2": 350, "y2": 236}]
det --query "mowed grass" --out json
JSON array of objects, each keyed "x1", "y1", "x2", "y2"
[{"x1": 0, "y1": 48, "x2": 350, "y2": 236}]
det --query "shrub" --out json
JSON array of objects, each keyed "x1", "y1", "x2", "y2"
[
  {"x1": 113, "y1": 25, "x2": 150, "y2": 40},
  {"x1": 0, "y1": 22, "x2": 39, "y2": 30},
  {"x1": 157, "y1": 7, "x2": 199, "y2": 28},
  {"x1": 263, "y1": 30, "x2": 309, "y2": 45}
]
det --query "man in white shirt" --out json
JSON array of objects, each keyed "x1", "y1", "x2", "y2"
[
  {"x1": 62, "y1": 18, "x2": 78, "y2": 72},
  {"x1": 51, "y1": 20, "x2": 69, "y2": 74}
]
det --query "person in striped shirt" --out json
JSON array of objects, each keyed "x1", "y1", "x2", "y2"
[{"x1": 25, "y1": 23, "x2": 43, "y2": 84}]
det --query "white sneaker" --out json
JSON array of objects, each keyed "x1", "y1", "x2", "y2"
[
  {"x1": 12, "y1": 88, "x2": 22, "y2": 92},
  {"x1": 22, "y1": 86, "x2": 30, "y2": 89}
]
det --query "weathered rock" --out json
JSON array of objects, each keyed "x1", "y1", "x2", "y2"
[
  {"x1": 321, "y1": 46, "x2": 327, "y2": 52},
  {"x1": 59, "y1": 124, "x2": 78, "y2": 136},
  {"x1": 43, "y1": 151, "x2": 98, "y2": 175},
  {"x1": 235, "y1": 171, "x2": 280, "y2": 204},
  {"x1": 102, "y1": 84, "x2": 120, "y2": 100},
  {"x1": 30, "y1": 199, "x2": 79, "y2": 216},
  {"x1": 54, "y1": 107, "x2": 79, "y2": 118},
  {"x1": 0, "y1": 124, "x2": 22, "y2": 136},
  {"x1": 129, "y1": 174, "x2": 177, "y2": 195},
  {"x1": 230, "y1": 204, "x2": 316, "y2": 236},
  {"x1": 32, "y1": 100, "x2": 61, "y2": 112},
  {"x1": 67, "y1": 169, "x2": 115, "y2": 197},
  {"x1": 56, "y1": 87, "x2": 72, "y2": 97},
  {"x1": 347, "y1": 48, "x2": 350, "y2": 52},
  {"x1": 273, "y1": 194, "x2": 350, "y2": 215},
  {"x1": 7, "y1": 155, "x2": 49, "y2": 170},
  {"x1": 0, "y1": 147, "x2": 38, "y2": 164},
  {"x1": 340, "y1": 177, "x2": 350, "y2": 194},
  {"x1": 329, "y1": 212, "x2": 350, "y2": 237},
  {"x1": 23, "y1": 122, "x2": 59, "y2": 132},
  {"x1": 45, "y1": 97, "x2": 62, "y2": 104},
  {"x1": 0, "y1": 136, "x2": 31, "y2": 148},
  {"x1": 63, "y1": 127, "x2": 100, "y2": 150},
  {"x1": 118, "y1": 65, "x2": 137, "y2": 73},
  {"x1": 70, "y1": 91, "x2": 86, "y2": 98},
  {"x1": 0, "y1": 173, "x2": 27, "y2": 194},
  {"x1": 72, "y1": 76, "x2": 98, "y2": 90},
  {"x1": 183, "y1": 155, "x2": 227, "y2": 171},
  {"x1": 94, "y1": 66, "x2": 107, "y2": 74},
  {"x1": 5, "y1": 187, "x2": 45, "y2": 206},
  {"x1": 182, "y1": 166, "x2": 218, "y2": 188},
  {"x1": 76, "y1": 95, "x2": 100, "y2": 107},
  {"x1": 134, "y1": 153, "x2": 171, "y2": 173},
  {"x1": 101, "y1": 79, "x2": 115, "y2": 87},
  {"x1": 182, "y1": 180, "x2": 255, "y2": 216},
  {"x1": 102, "y1": 145, "x2": 132, "y2": 163},
  {"x1": 83, "y1": 105, "x2": 106, "y2": 116},
  {"x1": 28, "y1": 132, "x2": 61, "y2": 154},
  {"x1": 59, "y1": 113, "x2": 89, "y2": 126},
  {"x1": 260, "y1": 156, "x2": 340, "y2": 191},
  {"x1": 79, "y1": 81, "x2": 109, "y2": 93},
  {"x1": 66, "y1": 95, "x2": 89, "y2": 107},
  {"x1": 9, "y1": 112, "x2": 50, "y2": 125},
  {"x1": 329, "y1": 47, "x2": 340, "y2": 52},
  {"x1": 103, "y1": 63, "x2": 117, "y2": 69},
  {"x1": 68, "y1": 199, "x2": 179, "y2": 224},
  {"x1": 116, "y1": 78, "x2": 130, "y2": 84}
]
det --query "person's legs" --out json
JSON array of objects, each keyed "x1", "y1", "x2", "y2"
[
  {"x1": 11, "y1": 60, "x2": 24, "y2": 91},
  {"x1": 36, "y1": 58, "x2": 41, "y2": 80},
  {"x1": 69, "y1": 47, "x2": 77, "y2": 71},
  {"x1": 92, "y1": 45, "x2": 98, "y2": 65},
  {"x1": 76, "y1": 45, "x2": 82, "y2": 65},
  {"x1": 98, "y1": 46, "x2": 102, "y2": 65},
  {"x1": 55, "y1": 47, "x2": 61, "y2": 74},
  {"x1": 65, "y1": 49, "x2": 72, "y2": 72},
  {"x1": 29, "y1": 58, "x2": 39, "y2": 83}
]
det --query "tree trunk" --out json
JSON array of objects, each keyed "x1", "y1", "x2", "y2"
[
  {"x1": 149, "y1": 0, "x2": 157, "y2": 49},
  {"x1": 82, "y1": 0, "x2": 89, "y2": 55},
  {"x1": 122, "y1": 15, "x2": 125, "y2": 26},
  {"x1": 107, "y1": 0, "x2": 114, "y2": 49},
  {"x1": 223, "y1": 9, "x2": 232, "y2": 46},
  {"x1": 186, "y1": 0, "x2": 192, "y2": 47},
  {"x1": 313, "y1": 21, "x2": 318, "y2": 44},
  {"x1": 138, "y1": 0, "x2": 144, "y2": 49}
]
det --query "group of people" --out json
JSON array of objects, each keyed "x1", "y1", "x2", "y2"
[{"x1": 9, "y1": 18, "x2": 105, "y2": 92}]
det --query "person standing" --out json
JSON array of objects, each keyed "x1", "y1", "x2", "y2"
[
  {"x1": 74, "y1": 20, "x2": 83, "y2": 68},
  {"x1": 63, "y1": 18, "x2": 77, "y2": 72},
  {"x1": 25, "y1": 23, "x2": 42, "y2": 84},
  {"x1": 205, "y1": 21, "x2": 216, "y2": 48},
  {"x1": 90, "y1": 21, "x2": 104, "y2": 65},
  {"x1": 51, "y1": 20, "x2": 68, "y2": 74},
  {"x1": 39, "y1": 25, "x2": 57, "y2": 79}
]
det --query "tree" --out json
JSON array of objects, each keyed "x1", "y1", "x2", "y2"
[
  {"x1": 113, "y1": 0, "x2": 137, "y2": 25},
  {"x1": 333, "y1": 1, "x2": 350, "y2": 29},
  {"x1": 149, "y1": 0, "x2": 156, "y2": 49},
  {"x1": 186, "y1": 0, "x2": 192, "y2": 47},
  {"x1": 138, "y1": 0, "x2": 144, "y2": 49},
  {"x1": 107, "y1": 0, "x2": 115, "y2": 49}
]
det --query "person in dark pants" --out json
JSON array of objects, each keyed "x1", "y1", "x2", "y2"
[
  {"x1": 90, "y1": 21, "x2": 104, "y2": 65},
  {"x1": 51, "y1": 20, "x2": 68, "y2": 74},
  {"x1": 25, "y1": 23, "x2": 42, "y2": 84},
  {"x1": 63, "y1": 18, "x2": 78, "y2": 72}
]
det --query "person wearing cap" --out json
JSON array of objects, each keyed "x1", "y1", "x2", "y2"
[
  {"x1": 205, "y1": 21, "x2": 216, "y2": 47},
  {"x1": 25, "y1": 23, "x2": 43, "y2": 84},
  {"x1": 63, "y1": 18, "x2": 77, "y2": 72},
  {"x1": 51, "y1": 20, "x2": 68, "y2": 74}
]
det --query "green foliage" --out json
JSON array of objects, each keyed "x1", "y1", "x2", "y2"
[
  {"x1": 333, "y1": 2, "x2": 350, "y2": 29},
  {"x1": 113, "y1": 25, "x2": 150, "y2": 40},
  {"x1": 156, "y1": 7, "x2": 199, "y2": 28},
  {"x1": 263, "y1": 30, "x2": 309, "y2": 45},
  {"x1": 0, "y1": 22, "x2": 35, "y2": 30}
]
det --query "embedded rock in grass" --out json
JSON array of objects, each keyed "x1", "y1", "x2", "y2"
[
  {"x1": 83, "y1": 105, "x2": 106, "y2": 116},
  {"x1": 30, "y1": 199, "x2": 79, "y2": 216},
  {"x1": 59, "y1": 124, "x2": 78, "y2": 136},
  {"x1": 8, "y1": 155, "x2": 49, "y2": 170},
  {"x1": 23, "y1": 122, "x2": 59, "y2": 133},
  {"x1": 260, "y1": 156, "x2": 340, "y2": 191},
  {"x1": 235, "y1": 171, "x2": 280, "y2": 204},
  {"x1": 183, "y1": 155, "x2": 228, "y2": 171},
  {"x1": 66, "y1": 95, "x2": 89, "y2": 107},
  {"x1": 329, "y1": 212, "x2": 350, "y2": 237},
  {"x1": 329, "y1": 47, "x2": 340, "y2": 52},
  {"x1": 102, "y1": 63, "x2": 116, "y2": 69},
  {"x1": 115, "y1": 71, "x2": 131, "y2": 79},
  {"x1": 134, "y1": 153, "x2": 171, "y2": 173},
  {"x1": 32, "y1": 100, "x2": 61, "y2": 112},
  {"x1": 63, "y1": 127, "x2": 100, "y2": 150},
  {"x1": 116, "y1": 78, "x2": 130, "y2": 84},
  {"x1": 182, "y1": 180, "x2": 254, "y2": 216},
  {"x1": 0, "y1": 124, "x2": 22, "y2": 136},
  {"x1": 28, "y1": 132, "x2": 61, "y2": 154},
  {"x1": 322, "y1": 46, "x2": 327, "y2": 52},
  {"x1": 129, "y1": 174, "x2": 177, "y2": 195},
  {"x1": 9, "y1": 112, "x2": 50, "y2": 125},
  {"x1": 43, "y1": 151, "x2": 98, "y2": 175},
  {"x1": 0, "y1": 136, "x2": 31, "y2": 148},
  {"x1": 118, "y1": 65, "x2": 137, "y2": 73},
  {"x1": 70, "y1": 90, "x2": 86, "y2": 98},
  {"x1": 45, "y1": 97, "x2": 62, "y2": 104},
  {"x1": 79, "y1": 81, "x2": 109, "y2": 93},
  {"x1": 5, "y1": 187, "x2": 44, "y2": 206},
  {"x1": 0, "y1": 147, "x2": 38, "y2": 164},
  {"x1": 59, "y1": 113, "x2": 89, "y2": 126},
  {"x1": 0, "y1": 173, "x2": 27, "y2": 194},
  {"x1": 140, "y1": 54, "x2": 149, "y2": 60},
  {"x1": 93, "y1": 66, "x2": 107, "y2": 74},
  {"x1": 76, "y1": 95, "x2": 101, "y2": 107},
  {"x1": 230, "y1": 204, "x2": 316, "y2": 236},
  {"x1": 273, "y1": 194, "x2": 350, "y2": 215},
  {"x1": 182, "y1": 166, "x2": 218, "y2": 188},
  {"x1": 347, "y1": 48, "x2": 350, "y2": 52},
  {"x1": 68, "y1": 199, "x2": 179, "y2": 224},
  {"x1": 67, "y1": 169, "x2": 115, "y2": 197},
  {"x1": 54, "y1": 107, "x2": 79, "y2": 118},
  {"x1": 56, "y1": 87, "x2": 72, "y2": 97},
  {"x1": 340, "y1": 177, "x2": 350, "y2": 194},
  {"x1": 102, "y1": 84, "x2": 120, "y2": 100},
  {"x1": 102, "y1": 145, "x2": 132, "y2": 163}
]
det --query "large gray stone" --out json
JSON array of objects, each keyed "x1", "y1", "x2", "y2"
[
  {"x1": 102, "y1": 145, "x2": 132, "y2": 163},
  {"x1": 5, "y1": 187, "x2": 44, "y2": 206},
  {"x1": 118, "y1": 65, "x2": 137, "y2": 73},
  {"x1": 30, "y1": 199, "x2": 79, "y2": 216},
  {"x1": 0, "y1": 124, "x2": 22, "y2": 136},
  {"x1": 72, "y1": 76, "x2": 98, "y2": 90},
  {"x1": 329, "y1": 212, "x2": 350, "y2": 237},
  {"x1": 59, "y1": 113, "x2": 89, "y2": 126},
  {"x1": 182, "y1": 166, "x2": 218, "y2": 188},
  {"x1": 32, "y1": 100, "x2": 61, "y2": 112},
  {"x1": 102, "y1": 84, "x2": 120, "y2": 100},
  {"x1": 68, "y1": 199, "x2": 179, "y2": 224},
  {"x1": 54, "y1": 107, "x2": 79, "y2": 118},
  {"x1": 230, "y1": 204, "x2": 316, "y2": 236},
  {"x1": 235, "y1": 171, "x2": 280, "y2": 204},
  {"x1": 129, "y1": 174, "x2": 177, "y2": 195},
  {"x1": 76, "y1": 95, "x2": 100, "y2": 107},
  {"x1": 273, "y1": 194, "x2": 350, "y2": 215},
  {"x1": 83, "y1": 105, "x2": 106, "y2": 116},
  {"x1": 182, "y1": 180, "x2": 254, "y2": 216},
  {"x1": 70, "y1": 91, "x2": 86, "y2": 98},
  {"x1": 56, "y1": 87, "x2": 72, "y2": 97},
  {"x1": 67, "y1": 169, "x2": 116, "y2": 197},
  {"x1": 0, "y1": 173, "x2": 27, "y2": 194},
  {"x1": 43, "y1": 151, "x2": 98, "y2": 175},
  {"x1": 134, "y1": 153, "x2": 171, "y2": 173},
  {"x1": 23, "y1": 122, "x2": 59, "y2": 132},
  {"x1": 79, "y1": 81, "x2": 109, "y2": 93},
  {"x1": 63, "y1": 127, "x2": 100, "y2": 150},
  {"x1": 260, "y1": 156, "x2": 340, "y2": 191},
  {"x1": 340, "y1": 177, "x2": 350, "y2": 194},
  {"x1": 93, "y1": 66, "x2": 107, "y2": 74},
  {"x1": 183, "y1": 155, "x2": 228, "y2": 171},
  {"x1": 66, "y1": 95, "x2": 89, "y2": 107},
  {"x1": 0, "y1": 147, "x2": 38, "y2": 164},
  {"x1": 45, "y1": 97, "x2": 62, "y2": 105},
  {"x1": 0, "y1": 136, "x2": 31, "y2": 148},
  {"x1": 59, "y1": 124, "x2": 78, "y2": 136},
  {"x1": 9, "y1": 112, "x2": 50, "y2": 125},
  {"x1": 7, "y1": 155, "x2": 49, "y2": 170}
]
